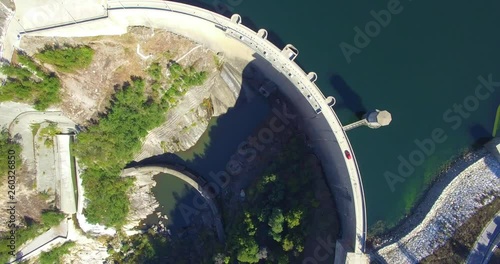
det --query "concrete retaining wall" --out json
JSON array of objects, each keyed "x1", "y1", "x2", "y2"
[{"x1": 12, "y1": 0, "x2": 367, "y2": 259}]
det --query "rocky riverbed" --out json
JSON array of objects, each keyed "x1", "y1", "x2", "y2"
[{"x1": 374, "y1": 149, "x2": 500, "y2": 263}]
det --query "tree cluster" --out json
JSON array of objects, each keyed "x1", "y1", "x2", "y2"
[
  {"x1": 0, "y1": 52, "x2": 61, "y2": 110},
  {"x1": 35, "y1": 44, "x2": 94, "y2": 72},
  {"x1": 224, "y1": 136, "x2": 315, "y2": 263},
  {"x1": 110, "y1": 231, "x2": 168, "y2": 264},
  {"x1": 73, "y1": 62, "x2": 207, "y2": 227}
]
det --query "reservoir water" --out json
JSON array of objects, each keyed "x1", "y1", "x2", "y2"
[
  {"x1": 150, "y1": 173, "x2": 198, "y2": 233},
  {"x1": 167, "y1": 0, "x2": 500, "y2": 230}
]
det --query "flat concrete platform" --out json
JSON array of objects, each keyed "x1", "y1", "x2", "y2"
[
  {"x1": 15, "y1": 0, "x2": 107, "y2": 31},
  {"x1": 56, "y1": 135, "x2": 76, "y2": 214}
]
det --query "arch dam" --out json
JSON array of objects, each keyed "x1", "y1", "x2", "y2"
[{"x1": 5, "y1": 0, "x2": 369, "y2": 262}]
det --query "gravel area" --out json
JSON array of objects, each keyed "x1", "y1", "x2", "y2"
[{"x1": 374, "y1": 149, "x2": 500, "y2": 263}]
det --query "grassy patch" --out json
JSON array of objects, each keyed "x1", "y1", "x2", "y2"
[
  {"x1": 30, "y1": 123, "x2": 41, "y2": 137},
  {"x1": 421, "y1": 196, "x2": 500, "y2": 263},
  {"x1": 39, "y1": 241, "x2": 75, "y2": 264},
  {"x1": 0, "y1": 52, "x2": 61, "y2": 110},
  {"x1": 38, "y1": 122, "x2": 61, "y2": 148},
  {"x1": 35, "y1": 45, "x2": 94, "y2": 73},
  {"x1": 38, "y1": 123, "x2": 61, "y2": 138},
  {"x1": 213, "y1": 54, "x2": 224, "y2": 70}
]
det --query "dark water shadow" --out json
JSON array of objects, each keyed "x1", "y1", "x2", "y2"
[
  {"x1": 329, "y1": 74, "x2": 367, "y2": 119},
  {"x1": 470, "y1": 123, "x2": 493, "y2": 148},
  {"x1": 129, "y1": 60, "x2": 273, "y2": 240},
  {"x1": 132, "y1": 62, "x2": 271, "y2": 177},
  {"x1": 371, "y1": 125, "x2": 499, "y2": 256},
  {"x1": 150, "y1": 180, "x2": 206, "y2": 235}
]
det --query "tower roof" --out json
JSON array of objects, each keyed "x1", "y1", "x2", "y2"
[{"x1": 376, "y1": 110, "x2": 392, "y2": 126}]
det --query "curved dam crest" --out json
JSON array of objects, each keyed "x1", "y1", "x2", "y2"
[{"x1": 5, "y1": 0, "x2": 369, "y2": 262}]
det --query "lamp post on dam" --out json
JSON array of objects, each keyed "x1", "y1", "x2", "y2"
[{"x1": 343, "y1": 110, "x2": 393, "y2": 131}]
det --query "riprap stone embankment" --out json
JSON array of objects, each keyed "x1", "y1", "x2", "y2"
[{"x1": 375, "y1": 150, "x2": 500, "y2": 263}]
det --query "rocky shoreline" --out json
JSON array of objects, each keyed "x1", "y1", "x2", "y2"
[
  {"x1": 124, "y1": 61, "x2": 243, "y2": 231},
  {"x1": 373, "y1": 148, "x2": 500, "y2": 263}
]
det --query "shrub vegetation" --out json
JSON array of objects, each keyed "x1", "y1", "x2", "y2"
[
  {"x1": 0, "y1": 210, "x2": 65, "y2": 263},
  {"x1": 35, "y1": 45, "x2": 94, "y2": 72},
  {"x1": 39, "y1": 241, "x2": 75, "y2": 264},
  {"x1": 38, "y1": 122, "x2": 61, "y2": 148},
  {"x1": 110, "y1": 231, "x2": 169, "y2": 263},
  {"x1": 0, "y1": 52, "x2": 61, "y2": 110},
  {"x1": 222, "y1": 136, "x2": 319, "y2": 263},
  {"x1": 73, "y1": 62, "x2": 207, "y2": 227},
  {"x1": 0, "y1": 129, "x2": 22, "y2": 181}
]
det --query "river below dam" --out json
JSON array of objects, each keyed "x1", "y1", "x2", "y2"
[{"x1": 155, "y1": 0, "x2": 500, "y2": 232}]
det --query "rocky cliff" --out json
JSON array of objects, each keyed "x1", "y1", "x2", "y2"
[
  {"x1": 134, "y1": 62, "x2": 242, "y2": 161},
  {"x1": 126, "y1": 60, "x2": 245, "y2": 229}
]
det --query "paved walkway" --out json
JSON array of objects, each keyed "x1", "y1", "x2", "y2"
[
  {"x1": 467, "y1": 210, "x2": 500, "y2": 264},
  {"x1": 15, "y1": 218, "x2": 68, "y2": 262}
]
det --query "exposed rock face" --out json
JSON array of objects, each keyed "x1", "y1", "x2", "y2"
[
  {"x1": 134, "y1": 63, "x2": 241, "y2": 160},
  {"x1": 375, "y1": 150, "x2": 500, "y2": 263},
  {"x1": 125, "y1": 60, "x2": 244, "y2": 230},
  {"x1": 123, "y1": 168, "x2": 160, "y2": 231},
  {"x1": 62, "y1": 239, "x2": 109, "y2": 264}
]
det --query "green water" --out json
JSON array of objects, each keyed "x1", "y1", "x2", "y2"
[
  {"x1": 176, "y1": 0, "x2": 500, "y2": 229},
  {"x1": 176, "y1": 117, "x2": 218, "y2": 161},
  {"x1": 151, "y1": 173, "x2": 199, "y2": 231}
]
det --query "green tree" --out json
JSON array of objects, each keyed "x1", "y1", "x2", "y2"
[
  {"x1": 282, "y1": 235, "x2": 294, "y2": 251},
  {"x1": 147, "y1": 62, "x2": 163, "y2": 81},
  {"x1": 74, "y1": 62, "x2": 208, "y2": 227},
  {"x1": 0, "y1": 53, "x2": 61, "y2": 110},
  {"x1": 277, "y1": 254, "x2": 289, "y2": 264},
  {"x1": 236, "y1": 237, "x2": 259, "y2": 263},
  {"x1": 244, "y1": 211, "x2": 257, "y2": 236},
  {"x1": 35, "y1": 45, "x2": 94, "y2": 72},
  {"x1": 285, "y1": 209, "x2": 303, "y2": 229},
  {"x1": 268, "y1": 208, "x2": 284, "y2": 234}
]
